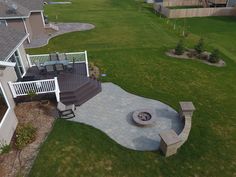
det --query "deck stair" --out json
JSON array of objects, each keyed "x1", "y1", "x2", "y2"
[{"x1": 60, "y1": 78, "x2": 101, "y2": 106}]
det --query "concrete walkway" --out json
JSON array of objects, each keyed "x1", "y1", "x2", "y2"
[
  {"x1": 25, "y1": 23, "x2": 95, "y2": 49},
  {"x1": 71, "y1": 83, "x2": 184, "y2": 151}
]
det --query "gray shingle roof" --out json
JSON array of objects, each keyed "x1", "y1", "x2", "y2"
[
  {"x1": 0, "y1": 0, "x2": 43, "y2": 18},
  {"x1": 0, "y1": 26, "x2": 28, "y2": 61}
]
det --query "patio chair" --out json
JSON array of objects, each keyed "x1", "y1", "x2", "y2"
[
  {"x1": 55, "y1": 63, "x2": 64, "y2": 74},
  {"x1": 58, "y1": 53, "x2": 66, "y2": 61},
  {"x1": 35, "y1": 62, "x2": 46, "y2": 74},
  {"x1": 57, "y1": 102, "x2": 76, "y2": 119},
  {"x1": 45, "y1": 65, "x2": 55, "y2": 74},
  {"x1": 50, "y1": 53, "x2": 58, "y2": 61}
]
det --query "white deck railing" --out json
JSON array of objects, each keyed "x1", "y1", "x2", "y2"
[
  {"x1": 27, "y1": 51, "x2": 87, "y2": 67},
  {"x1": 27, "y1": 51, "x2": 90, "y2": 77},
  {"x1": 8, "y1": 77, "x2": 60, "y2": 102}
]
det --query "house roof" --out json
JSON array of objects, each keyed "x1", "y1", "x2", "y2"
[
  {"x1": 17, "y1": 0, "x2": 44, "y2": 11},
  {"x1": 0, "y1": 26, "x2": 28, "y2": 61},
  {"x1": 0, "y1": 0, "x2": 44, "y2": 19}
]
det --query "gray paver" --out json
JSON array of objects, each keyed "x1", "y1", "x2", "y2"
[
  {"x1": 25, "y1": 23, "x2": 95, "y2": 49},
  {"x1": 71, "y1": 83, "x2": 184, "y2": 151}
]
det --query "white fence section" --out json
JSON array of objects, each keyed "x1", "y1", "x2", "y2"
[
  {"x1": 8, "y1": 77, "x2": 60, "y2": 102},
  {"x1": 27, "y1": 54, "x2": 50, "y2": 67},
  {"x1": 65, "y1": 51, "x2": 87, "y2": 63}
]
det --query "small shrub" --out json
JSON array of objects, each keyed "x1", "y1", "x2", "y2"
[
  {"x1": 0, "y1": 141, "x2": 11, "y2": 154},
  {"x1": 209, "y1": 49, "x2": 220, "y2": 63},
  {"x1": 187, "y1": 51, "x2": 195, "y2": 58},
  {"x1": 89, "y1": 62, "x2": 100, "y2": 79},
  {"x1": 175, "y1": 39, "x2": 185, "y2": 55},
  {"x1": 27, "y1": 90, "x2": 37, "y2": 101},
  {"x1": 194, "y1": 38, "x2": 204, "y2": 54},
  {"x1": 15, "y1": 123, "x2": 37, "y2": 150},
  {"x1": 199, "y1": 52, "x2": 209, "y2": 60}
]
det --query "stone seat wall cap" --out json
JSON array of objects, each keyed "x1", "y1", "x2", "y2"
[
  {"x1": 180, "y1": 102, "x2": 196, "y2": 111},
  {"x1": 160, "y1": 130, "x2": 181, "y2": 145}
]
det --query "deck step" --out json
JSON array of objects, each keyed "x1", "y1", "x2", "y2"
[
  {"x1": 60, "y1": 78, "x2": 101, "y2": 106},
  {"x1": 74, "y1": 82, "x2": 101, "y2": 106},
  {"x1": 59, "y1": 77, "x2": 90, "y2": 94},
  {"x1": 60, "y1": 79, "x2": 97, "y2": 98}
]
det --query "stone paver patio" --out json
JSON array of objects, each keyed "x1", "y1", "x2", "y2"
[
  {"x1": 71, "y1": 83, "x2": 184, "y2": 151},
  {"x1": 25, "y1": 23, "x2": 95, "y2": 49}
]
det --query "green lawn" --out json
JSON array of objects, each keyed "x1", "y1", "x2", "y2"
[{"x1": 28, "y1": 0, "x2": 236, "y2": 176}]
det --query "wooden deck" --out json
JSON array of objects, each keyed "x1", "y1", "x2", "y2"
[{"x1": 25, "y1": 63, "x2": 101, "y2": 106}]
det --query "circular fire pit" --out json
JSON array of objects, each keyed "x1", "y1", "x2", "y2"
[{"x1": 132, "y1": 109, "x2": 156, "y2": 126}]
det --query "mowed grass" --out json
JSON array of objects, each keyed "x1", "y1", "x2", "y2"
[
  {"x1": 28, "y1": 0, "x2": 236, "y2": 176},
  {"x1": 175, "y1": 16, "x2": 236, "y2": 61}
]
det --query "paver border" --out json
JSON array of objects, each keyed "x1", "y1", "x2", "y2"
[{"x1": 25, "y1": 22, "x2": 95, "y2": 49}]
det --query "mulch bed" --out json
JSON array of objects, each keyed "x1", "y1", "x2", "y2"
[
  {"x1": 89, "y1": 62, "x2": 100, "y2": 79},
  {"x1": 0, "y1": 101, "x2": 57, "y2": 177},
  {"x1": 166, "y1": 49, "x2": 226, "y2": 67}
]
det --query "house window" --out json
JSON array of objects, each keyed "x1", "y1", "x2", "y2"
[
  {"x1": 0, "y1": 20, "x2": 7, "y2": 27},
  {"x1": 0, "y1": 83, "x2": 10, "y2": 125}
]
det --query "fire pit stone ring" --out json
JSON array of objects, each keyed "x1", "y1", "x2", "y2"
[{"x1": 132, "y1": 109, "x2": 156, "y2": 126}]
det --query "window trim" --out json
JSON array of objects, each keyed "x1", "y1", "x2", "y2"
[
  {"x1": 0, "y1": 82, "x2": 11, "y2": 128},
  {"x1": 4, "y1": 34, "x2": 29, "y2": 62},
  {"x1": 16, "y1": 49, "x2": 26, "y2": 77}
]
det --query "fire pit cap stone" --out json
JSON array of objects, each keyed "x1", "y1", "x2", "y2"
[{"x1": 132, "y1": 109, "x2": 156, "y2": 126}]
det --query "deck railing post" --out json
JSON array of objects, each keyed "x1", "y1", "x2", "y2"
[
  {"x1": 26, "y1": 54, "x2": 33, "y2": 67},
  {"x1": 54, "y1": 77, "x2": 60, "y2": 102},
  {"x1": 8, "y1": 81, "x2": 17, "y2": 98},
  {"x1": 85, "y1": 50, "x2": 89, "y2": 77}
]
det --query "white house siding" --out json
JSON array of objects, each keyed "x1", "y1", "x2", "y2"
[
  {"x1": 0, "y1": 66, "x2": 18, "y2": 144},
  {"x1": 18, "y1": 44, "x2": 30, "y2": 72}
]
